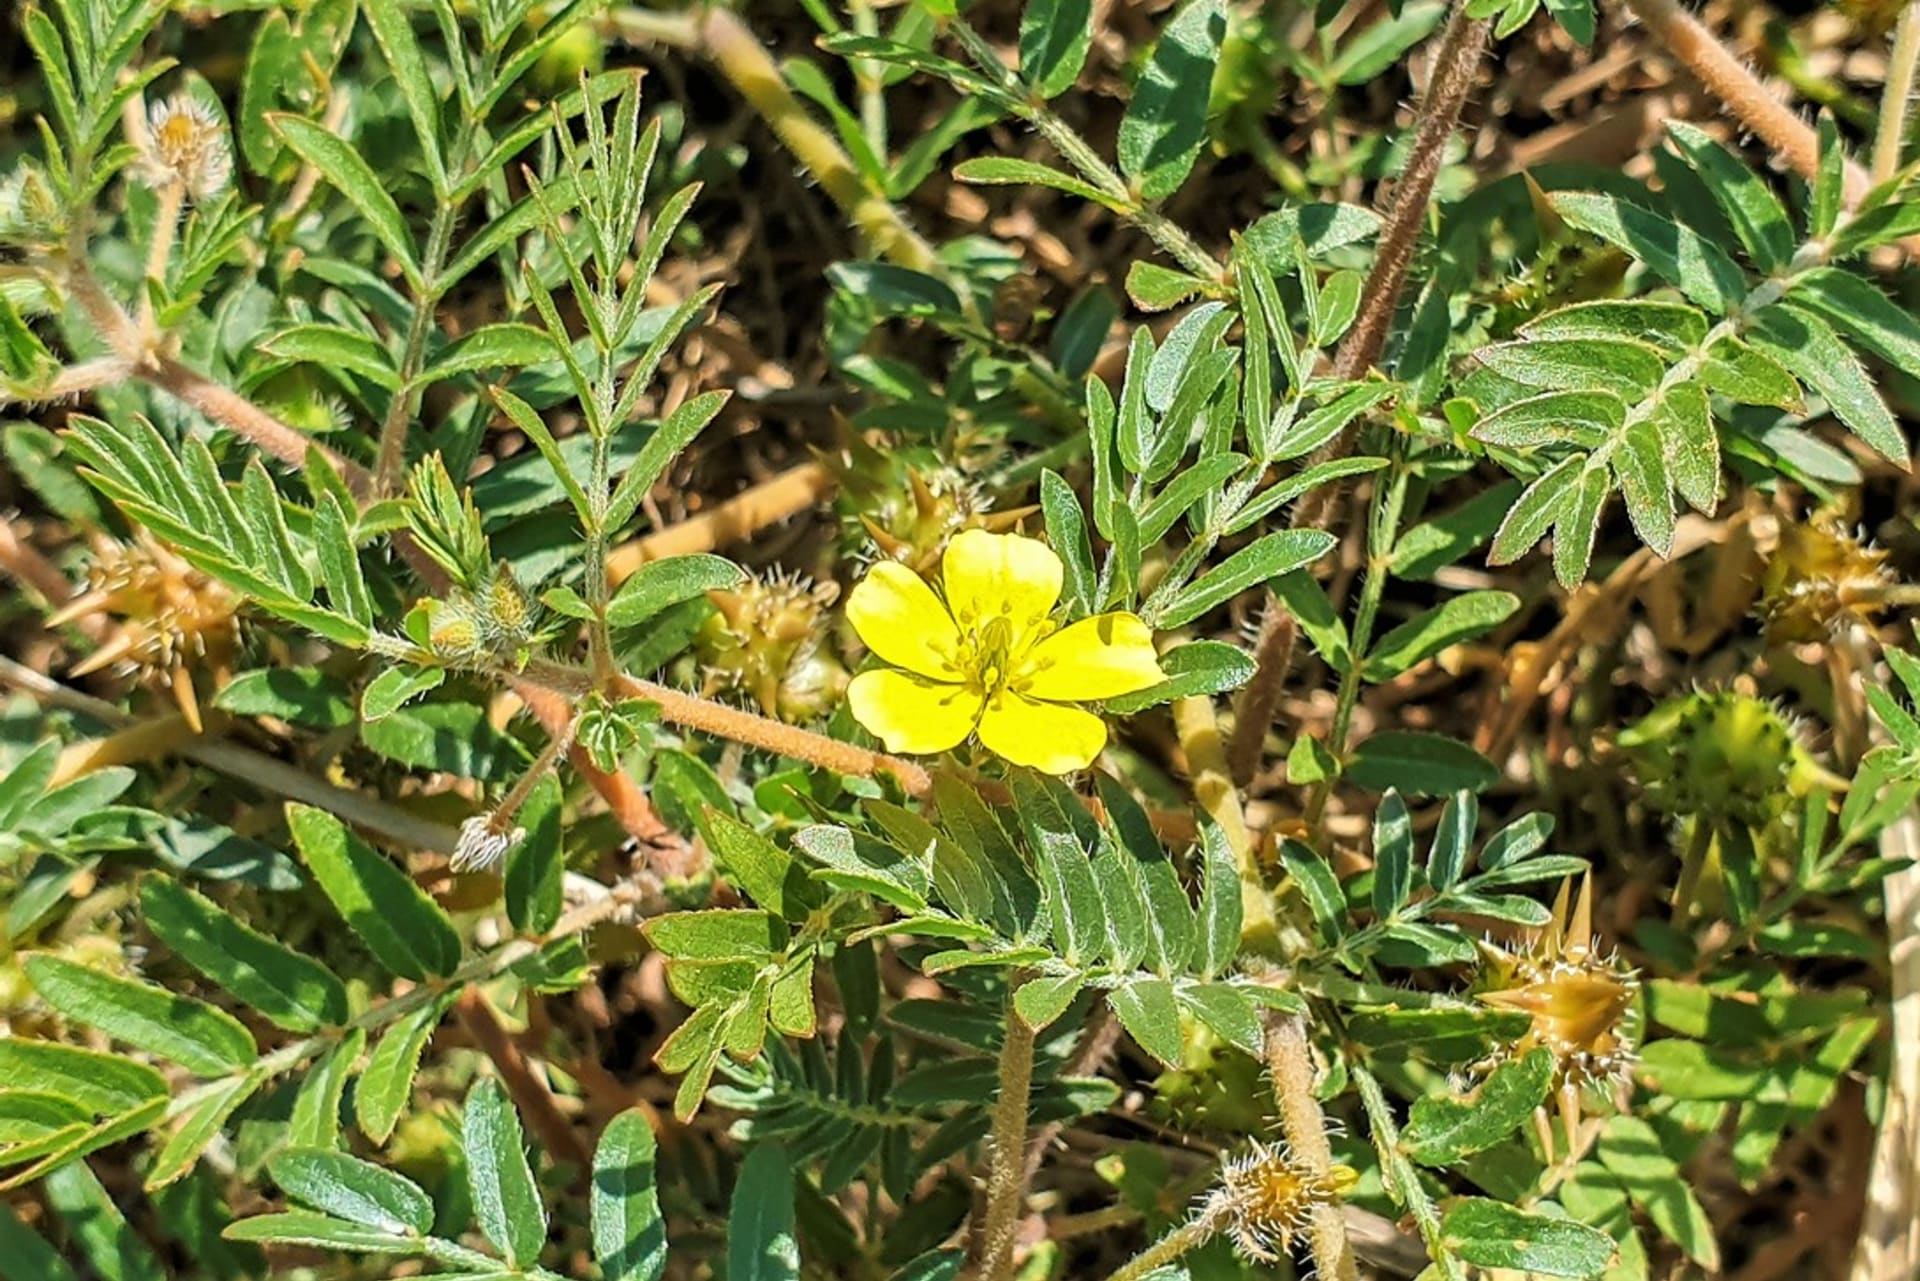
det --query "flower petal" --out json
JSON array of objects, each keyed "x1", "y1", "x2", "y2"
[
  {"x1": 845, "y1": 561, "x2": 963, "y2": 679},
  {"x1": 1017, "y1": 612, "x2": 1165, "y2": 702},
  {"x1": 847, "y1": 670, "x2": 981, "y2": 755},
  {"x1": 976, "y1": 691, "x2": 1107, "y2": 774},
  {"x1": 940, "y1": 529, "x2": 1062, "y2": 640}
]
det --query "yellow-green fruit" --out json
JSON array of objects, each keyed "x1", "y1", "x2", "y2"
[
  {"x1": 1144, "y1": 1023, "x2": 1271, "y2": 1136},
  {"x1": 1620, "y1": 691, "x2": 1822, "y2": 830},
  {"x1": 255, "y1": 369, "x2": 345, "y2": 436},
  {"x1": 1206, "y1": 12, "x2": 1277, "y2": 146}
]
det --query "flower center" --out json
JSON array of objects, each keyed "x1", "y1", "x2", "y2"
[{"x1": 965, "y1": 614, "x2": 1017, "y2": 696}]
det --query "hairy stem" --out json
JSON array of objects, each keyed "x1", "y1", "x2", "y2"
[
  {"x1": 1264, "y1": 1013, "x2": 1358, "y2": 1281},
  {"x1": 150, "y1": 354, "x2": 353, "y2": 477},
  {"x1": 978, "y1": 999, "x2": 1039, "y2": 1281},
  {"x1": 54, "y1": 262, "x2": 689, "y2": 858},
  {"x1": 1231, "y1": 5, "x2": 1487, "y2": 781},
  {"x1": 515, "y1": 658, "x2": 932, "y2": 795},
  {"x1": 1353, "y1": 1062, "x2": 1462, "y2": 1280},
  {"x1": 373, "y1": 200, "x2": 458, "y2": 494},
  {"x1": 137, "y1": 180, "x2": 184, "y2": 334},
  {"x1": 944, "y1": 19, "x2": 1225, "y2": 283},
  {"x1": 1022, "y1": 1007, "x2": 1119, "y2": 1183},
  {"x1": 1104, "y1": 1213, "x2": 1224, "y2": 1281},
  {"x1": 1622, "y1": 0, "x2": 1872, "y2": 204},
  {"x1": 1330, "y1": 7, "x2": 1489, "y2": 385},
  {"x1": 1227, "y1": 609, "x2": 1295, "y2": 786},
  {"x1": 1876, "y1": 1, "x2": 1920, "y2": 185}
]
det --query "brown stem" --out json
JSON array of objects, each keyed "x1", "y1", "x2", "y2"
[
  {"x1": 1330, "y1": 7, "x2": 1490, "y2": 386},
  {"x1": 0, "y1": 520, "x2": 107, "y2": 639},
  {"x1": 1227, "y1": 609, "x2": 1295, "y2": 786},
  {"x1": 37, "y1": 357, "x2": 134, "y2": 402},
  {"x1": 1228, "y1": 7, "x2": 1488, "y2": 785},
  {"x1": 510, "y1": 674, "x2": 689, "y2": 859},
  {"x1": 54, "y1": 257, "x2": 701, "y2": 862},
  {"x1": 147, "y1": 354, "x2": 356, "y2": 480},
  {"x1": 1264, "y1": 1012, "x2": 1358, "y2": 1281},
  {"x1": 593, "y1": 665, "x2": 930, "y2": 795}
]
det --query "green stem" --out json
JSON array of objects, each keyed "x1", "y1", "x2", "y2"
[
  {"x1": 944, "y1": 19, "x2": 1225, "y2": 283},
  {"x1": 1103, "y1": 1214, "x2": 1222, "y2": 1281},
  {"x1": 374, "y1": 200, "x2": 459, "y2": 494},
  {"x1": 166, "y1": 886, "x2": 638, "y2": 1122},
  {"x1": 978, "y1": 995, "x2": 1039, "y2": 1281},
  {"x1": 1352, "y1": 1062, "x2": 1462, "y2": 1281},
  {"x1": 1306, "y1": 446, "x2": 1410, "y2": 827},
  {"x1": 1876, "y1": 2, "x2": 1920, "y2": 184},
  {"x1": 850, "y1": 0, "x2": 888, "y2": 159}
]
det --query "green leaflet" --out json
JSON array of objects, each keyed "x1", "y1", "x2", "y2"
[
  {"x1": 356, "y1": 990, "x2": 458, "y2": 1144},
  {"x1": 463, "y1": 1079, "x2": 547, "y2": 1268},
  {"x1": 593, "y1": 1110, "x2": 667, "y2": 1281},
  {"x1": 287, "y1": 803, "x2": 462, "y2": 982},
  {"x1": 140, "y1": 877, "x2": 348, "y2": 1032},
  {"x1": 1116, "y1": 0, "x2": 1227, "y2": 201},
  {"x1": 728, "y1": 1143, "x2": 800, "y2": 1281},
  {"x1": 23, "y1": 955, "x2": 255, "y2": 1076}
]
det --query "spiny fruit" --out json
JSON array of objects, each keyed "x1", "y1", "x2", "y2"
[
  {"x1": 50, "y1": 532, "x2": 244, "y2": 731},
  {"x1": 830, "y1": 437, "x2": 1029, "y2": 576},
  {"x1": 1758, "y1": 516, "x2": 1893, "y2": 645},
  {"x1": 1200, "y1": 1140, "x2": 1358, "y2": 1264},
  {"x1": 1619, "y1": 690, "x2": 1830, "y2": 831},
  {"x1": 1473, "y1": 878, "x2": 1639, "y2": 1147},
  {"x1": 694, "y1": 571, "x2": 847, "y2": 723},
  {"x1": 254, "y1": 368, "x2": 350, "y2": 438}
]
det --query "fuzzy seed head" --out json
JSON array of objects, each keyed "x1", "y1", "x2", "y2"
[
  {"x1": 451, "y1": 814, "x2": 525, "y2": 874},
  {"x1": 1202, "y1": 1141, "x2": 1357, "y2": 1264},
  {"x1": 139, "y1": 95, "x2": 231, "y2": 200},
  {"x1": 424, "y1": 565, "x2": 538, "y2": 665}
]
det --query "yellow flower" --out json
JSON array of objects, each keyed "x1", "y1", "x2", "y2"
[{"x1": 844, "y1": 529, "x2": 1164, "y2": 774}]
